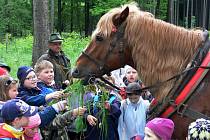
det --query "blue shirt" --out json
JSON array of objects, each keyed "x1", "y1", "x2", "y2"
[{"x1": 118, "y1": 97, "x2": 150, "y2": 139}]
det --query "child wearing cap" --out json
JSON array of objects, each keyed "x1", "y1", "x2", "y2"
[
  {"x1": 144, "y1": 118, "x2": 174, "y2": 140},
  {"x1": 0, "y1": 75, "x2": 83, "y2": 140},
  {"x1": 17, "y1": 66, "x2": 63, "y2": 106},
  {"x1": 24, "y1": 113, "x2": 42, "y2": 140},
  {"x1": 118, "y1": 82, "x2": 150, "y2": 140},
  {"x1": 0, "y1": 99, "x2": 38, "y2": 139},
  {"x1": 187, "y1": 118, "x2": 210, "y2": 140}
]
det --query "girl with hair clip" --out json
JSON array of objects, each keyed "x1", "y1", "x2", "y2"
[{"x1": 0, "y1": 75, "x2": 18, "y2": 106}]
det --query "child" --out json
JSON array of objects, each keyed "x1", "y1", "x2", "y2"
[
  {"x1": 187, "y1": 118, "x2": 210, "y2": 140},
  {"x1": 0, "y1": 75, "x2": 84, "y2": 140},
  {"x1": 0, "y1": 99, "x2": 38, "y2": 139},
  {"x1": 83, "y1": 77, "x2": 121, "y2": 140},
  {"x1": 118, "y1": 82, "x2": 150, "y2": 140},
  {"x1": 34, "y1": 60, "x2": 68, "y2": 98},
  {"x1": 0, "y1": 75, "x2": 18, "y2": 101},
  {"x1": 24, "y1": 113, "x2": 42, "y2": 140},
  {"x1": 144, "y1": 118, "x2": 174, "y2": 140},
  {"x1": 17, "y1": 66, "x2": 63, "y2": 106},
  {"x1": 34, "y1": 60, "x2": 56, "y2": 91}
]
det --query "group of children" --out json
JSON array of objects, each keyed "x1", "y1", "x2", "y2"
[
  {"x1": 0, "y1": 60, "x2": 209, "y2": 140},
  {"x1": 0, "y1": 60, "x2": 86, "y2": 140}
]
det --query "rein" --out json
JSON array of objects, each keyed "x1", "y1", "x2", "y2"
[{"x1": 140, "y1": 65, "x2": 210, "y2": 92}]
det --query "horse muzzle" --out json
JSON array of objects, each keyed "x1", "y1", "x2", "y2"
[{"x1": 71, "y1": 67, "x2": 82, "y2": 78}]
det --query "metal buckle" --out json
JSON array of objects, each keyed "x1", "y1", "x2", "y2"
[{"x1": 177, "y1": 103, "x2": 188, "y2": 117}]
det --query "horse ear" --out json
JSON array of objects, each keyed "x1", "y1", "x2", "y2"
[{"x1": 113, "y1": 7, "x2": 129, "y2": 27}]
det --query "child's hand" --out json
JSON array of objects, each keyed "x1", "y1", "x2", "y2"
[
  {"x1": 63, "y1": 80, "x2": 70, "y2": 86},
  {"x1": 87, "y1": 115, "x2": 97, "y2": 126},
  {"x1": 72, "y1": 107, "x2": 87, "y2": 116},
  {"x1": 52, "y1": 100, "x2": 67, "y2": 112},
  {"x1": 104, "y1": 101, "x2": 111, "y2": 110},
  {"x1": 45, "y1": 91, "x2": 63, "y2": 101},
  {"x1": 51, "y1": 91, "x2": 63, "y2": 99}
]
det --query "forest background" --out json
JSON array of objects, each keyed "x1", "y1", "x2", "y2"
[{"x1": 0, "y1": 0, "x2": 209, "y2": 78}]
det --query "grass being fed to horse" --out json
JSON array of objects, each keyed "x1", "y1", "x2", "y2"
[{"x1": 72, "y1": 2, "x2": 210, "y2": 139}]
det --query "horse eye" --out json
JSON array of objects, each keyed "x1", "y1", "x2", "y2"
[{"x1": 96, "y1": 35, "x2": 103, "y2": 42}]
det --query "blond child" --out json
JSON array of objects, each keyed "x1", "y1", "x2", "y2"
[{"x1": 17, "y1": 66, "x2": 63, "y2": 106}]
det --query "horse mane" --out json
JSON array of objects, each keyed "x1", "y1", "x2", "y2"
[{"x1": 93, "y1": 2, "x2": 204, "y2": 100}]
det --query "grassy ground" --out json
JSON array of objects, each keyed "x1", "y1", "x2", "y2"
[{"x1": 0, "y1": 32, "x2": 90, "y2": 78}]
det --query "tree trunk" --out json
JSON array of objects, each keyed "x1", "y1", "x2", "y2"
[
  {"x1": 84, "y1": 0, "x2": 90, "y2": 36},
  {"x1": 190, "y1": 0, "x2": 193, "y2": 28},
  {"x1": 202, "y1": 0, "x2": 207, "y2": 28},
  {"x1": 58, "y1": 0, "x2": 62, "y2": 34},
  {"x1": 49, "y1": 0, "x2": 54, "y2": 33},
  {"x1": 70, "y1": 0, "x2": 73, "y2": 32},
  {"x1": 32, "y1": 0, "x2": 49, "y2": 66},
  {"x1": 207, "y1": 0, "x2": 210, "y2": 29},
  {"x1": 167, "y1": 0, "x2": 174, "y2": 23},
  {"x1": 155, "y1": 0, "x2": 160, "y2": 17},
  {"x1": 75, "y1": 1, "x2": 81, "y2": 34}
]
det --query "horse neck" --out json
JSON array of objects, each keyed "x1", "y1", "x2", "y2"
[{"x1": 125, "y1": 16, "x2": 203, "y2": 100}]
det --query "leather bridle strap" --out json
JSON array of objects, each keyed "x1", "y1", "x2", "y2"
[
  {"x1": 81, "y1": 23, "x2": 127, "y2": 77},
  {"x1": 82, "y1": 51, "x2": 110, "y2": 74}
]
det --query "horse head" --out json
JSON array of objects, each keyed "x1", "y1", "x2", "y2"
[{"x1": 72, "y1": 7, "x2": 134, "y2": 83}]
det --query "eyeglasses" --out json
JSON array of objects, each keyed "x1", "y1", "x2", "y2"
[{"x1": 25, "y1": 75, "x2": 37, "y2": 81}]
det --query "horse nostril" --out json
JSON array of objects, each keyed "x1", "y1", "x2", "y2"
[{"x1": 72, "y1": 68, "x2": 80, "y2": 77}]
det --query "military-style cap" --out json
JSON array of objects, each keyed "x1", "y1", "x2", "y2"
[
  {"x1": 125, "y1": 82, "x2": 141, "y2": 93},
  {"x1": 48, "y1": 33, "x2": 63, "y2": 43}
]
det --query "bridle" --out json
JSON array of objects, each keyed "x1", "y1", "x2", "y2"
[{"x1": 82, "y1": 23, "x2": 128, "y2": 78}]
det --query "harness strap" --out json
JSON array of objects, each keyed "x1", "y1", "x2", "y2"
[
  {"x1": 161, "y1": 51, "x2": 210, "y2": 118},
  {"x1": 100, "y1": 77, "x2": 120, "y2": 90},
  {"x1": 177, "y1": 104, "x2": 210, "y2": 120},
  {"x1": 140, "y1": 65, "x2": 210, "y2": 92}
]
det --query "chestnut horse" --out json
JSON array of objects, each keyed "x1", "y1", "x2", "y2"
[{"x1": 72, "y1": 3, "x2": 210, "y2": 139}]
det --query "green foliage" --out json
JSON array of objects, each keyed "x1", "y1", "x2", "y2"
[
  {"x1": 0, "y1": 0, "x2": 32, "y2": 38},
  {"x1": 0, "y1": 32, "x2": 89, "y2": 78},
  {"x1": 65, "y1": 80, "x2": 86, "y2": 133},
  {"x1": 0, "y1": 36, "x2": 33, "y2": 77},
  {"x1": 62, "y1": 32, "x2": 90, "y2": 66},
  {"x1": 91, "y1": 0, "x2": 128, "y2": 16},
  {"x1": 156, "y1": 0, "x2": 168, "y2": 20}
]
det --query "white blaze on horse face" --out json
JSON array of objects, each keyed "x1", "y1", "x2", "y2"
[{"x1": 144, "y1": 127, "x2": 161, "y2": 140}]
